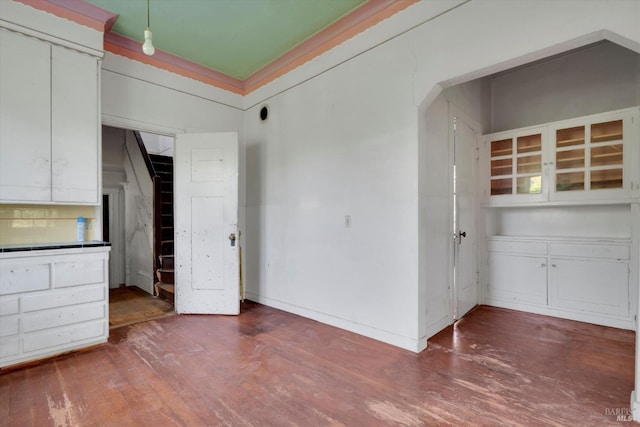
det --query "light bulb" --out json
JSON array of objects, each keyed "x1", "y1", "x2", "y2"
[{"x1": 142, "y1": 28, "x2": 155, "y2": 56}]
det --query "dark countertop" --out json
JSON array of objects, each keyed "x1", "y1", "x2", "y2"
[{"x1": 0, "y1": 241, "x2": 111, "y2": 253}]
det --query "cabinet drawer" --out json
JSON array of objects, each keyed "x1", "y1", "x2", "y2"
[
  {"x1": 23, "y1": 302, "x2": 105, "y2": 333},
  {"x1": 0, "y1": 336, "x2": 20, "y2": 358},
  {"x1": 0, "y1": 316, "x2": 19, "y2": 337},
  {"x1": 22, "y1": 284, "x2": 105, "y2": 312},
  {"x1": 487, "y1": 239, "x2": 547, "y2": 255},
  {"x1": 54, "y1": 258, "x2": 105, "y2": 288},
  {"x1": 23, "y1": 320, "x2": 105, "y2": 353},
  {"x1": 0, "y1": 297, "x2": 19, "y2": 316},
  {"x1": 548, "y1": 243, "x2": 629, "y2": 260},
  {"x1": 0, "y1": 262, "x2": 51, "y2": 295}
]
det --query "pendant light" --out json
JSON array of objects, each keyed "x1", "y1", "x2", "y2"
[{"x1": 142, "y1": 0, "x2": 155, "y2": 56}]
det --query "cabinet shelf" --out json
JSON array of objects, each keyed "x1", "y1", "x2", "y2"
[
  {"x1": 556, "y1": 138, "x2": 585, "y2": 147},
  {"x1": 592, "y1": 132, "x2": 623, "y2": 143},
  {"x1": 491, "y1": 148, "x2": 512, "y2": 157}
]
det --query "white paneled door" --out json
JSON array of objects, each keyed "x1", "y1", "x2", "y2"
[
  {"x1": 453, "y1": 111, "x2": 480, "y2": 320},
  {"x1": 174, "y1": 133, "x2": 239, "y2": 314}
]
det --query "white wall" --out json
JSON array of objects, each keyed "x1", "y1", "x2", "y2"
[
  {"x1": 244, "y1": 44, "x2": 421, "y2": 349},
  {"x1": 491, "y1": 41, "x2": 640, "y2": 132}
]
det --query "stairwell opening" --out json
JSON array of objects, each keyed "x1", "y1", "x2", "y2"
[{"x1": 102, "y1": 126, "x2": 176, "y2": 328}]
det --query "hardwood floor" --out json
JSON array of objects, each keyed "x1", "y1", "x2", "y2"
[
  {"x1": 109, "y1": 286, "x2": 174, "y2": 329},
  {"x1": 0, "y1": 304, "x2": 634, "y2": 426}
]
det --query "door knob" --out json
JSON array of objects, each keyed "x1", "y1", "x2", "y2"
[
  {"x1": 229, "y1": 233, "x2": 236, "y2": 247},
  {"x1": 459, "y1": 231, "x2": 467, "y2": 238}
]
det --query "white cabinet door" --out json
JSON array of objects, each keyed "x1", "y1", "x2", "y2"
[
  {"x1": 549, "y1": 258, "x2": 629, "y2": 317},
  {"x1": 51, "y1": 46, "x2": 99, "y2": 204},
  {"x1": 487, "y1": 253, "x2": 548, "y2": 305},
  {"x1": 0, "y1": 29, "x2": 51, "y2": 202}
]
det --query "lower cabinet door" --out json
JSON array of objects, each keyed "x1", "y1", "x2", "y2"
[
  {"x1": 549, "y1": 258, "x2": 629, "y2": 317},
  {"x1": 487, "y1": 253, "x2": 548, "y2": 304}
]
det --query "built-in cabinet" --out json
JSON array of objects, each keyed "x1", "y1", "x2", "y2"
[
  {"x1": 482, "y1": 108, "x2": 639, "y2": 330},
  {"x1": 486, "y1": 237, "x2": 632, "y2": 329},
  {"x1": 0, "y1": 246, "x2": 110, "y2": 368},
  {"x1": 0, "y1": 28, "x2": 100, "y2": 204},
  {"x1": 483, "y1": 108, "x2": 639, "y2": 206}
]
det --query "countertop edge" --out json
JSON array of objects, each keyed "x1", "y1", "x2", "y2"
[{"x1": 0, "y1": 241, "x2": 112, "y2": 253}]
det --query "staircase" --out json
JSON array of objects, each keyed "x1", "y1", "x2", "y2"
[{"x1": 149, "y1": 154, "x2": 175, "y2": 305}]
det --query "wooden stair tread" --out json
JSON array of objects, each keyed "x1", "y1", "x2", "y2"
[
  {"x1": 157, "y1": 269, "x2": 174, "y2": 273},
  {"x1": 157, "y1": 283, "x2": 174, "y2": 293}
]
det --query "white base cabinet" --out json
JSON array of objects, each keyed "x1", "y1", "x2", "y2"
[
  {"x1": 485, "y1": 237, "x2": 632, "y2": 329},
  {"x1": 0, "y1": 247, "x2": 110, "y2": 368},
  {"x1": 549, "y1": 257, "x2": 629, "y2": 318}
]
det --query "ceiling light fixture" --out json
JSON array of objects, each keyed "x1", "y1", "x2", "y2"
[{"x1": 142, "y1": 0, "x2": 155, "y2": 56}]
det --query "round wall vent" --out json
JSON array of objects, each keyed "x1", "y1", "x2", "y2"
[{"x1": 259, "y1": 106, "x2": 269, "y2": 121}]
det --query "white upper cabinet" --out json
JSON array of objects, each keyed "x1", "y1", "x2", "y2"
[
  {"x1": 0, "y1": 29, "x2": 100, "y2": 205},
  {"x1": 0, "y1": 29, "x2": 51, "y2": 202},
  {"x1": 482, "y1": 108, "x2": 639, "y2": 206},
  {"x1": 51, "y1": 45, "x2": 99, "y2": 204}
]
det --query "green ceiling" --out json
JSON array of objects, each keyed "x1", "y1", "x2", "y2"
[{"x1": 84, "y1": 0, "x2": 367, "y2": 80}]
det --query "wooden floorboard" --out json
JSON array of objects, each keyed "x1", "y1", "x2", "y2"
[
  {"x1": 0, "y1": 304, "x2": 634, "y2": 426},
  {"x1": 109, "y1": 286, "x2": 175, "y2": 329}
]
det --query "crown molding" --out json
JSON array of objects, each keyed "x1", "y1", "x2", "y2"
[
  {"x1": 104, "y1": 32, "x2": 245, "y2": 94},
  {"x1": 14, "y1": 0, "x2": 118, "y2": 32}
]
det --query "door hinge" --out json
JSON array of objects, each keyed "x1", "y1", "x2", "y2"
[{"x1": 476, "y1": 146, "x2": 480, "y2": 161}]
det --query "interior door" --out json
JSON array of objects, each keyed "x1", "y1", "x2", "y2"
[
  {"x1": 174, "y1": 132, "x2": 239, "y2": 314},
  {"x1": 452, "y1": 111, "x2": 480, "y2": 319}
]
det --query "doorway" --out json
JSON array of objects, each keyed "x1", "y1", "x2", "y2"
[{"x1": 102, "y1": 125, "x2": 176, "y2": 327}]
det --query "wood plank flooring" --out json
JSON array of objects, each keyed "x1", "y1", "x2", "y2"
[
  {"x1": 0, "y1": 304, "x2": 634, "y2": 426},
  {"x1": 109, "y1": 286, "x2": 174, "y2": 329}
]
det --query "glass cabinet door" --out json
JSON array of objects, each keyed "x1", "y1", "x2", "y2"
[
  {"x1": 490, "y1": 138, "x2": 512, "y2": 196},
  {"x1": 555, "y1": 125, "x2": 585, "y2": 192},
  {"x1": 516, "y1": 134, "x2": 542, "y2": 195},
  {"x1": 590, "y1": 119, "x2": 623, "y2": 190},
  {"x1": 489, "y1": 132, "x2": 542, "y2": 198},
  {"x1": 553, "y1": 117, "x2": 624, "y2": 196}
]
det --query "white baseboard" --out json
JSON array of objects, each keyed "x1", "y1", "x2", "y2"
[
  {"x1": 484, "y1": 298, "x2": 634, "y2": 330},
  {"x1": 245, "y1": 292, "x2": 424, "y2": 353}
]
